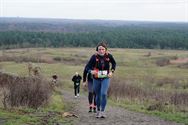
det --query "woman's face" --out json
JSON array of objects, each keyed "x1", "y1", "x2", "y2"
[{"x1": 97, "y1": 46, "x2": 106, "y2": 55}]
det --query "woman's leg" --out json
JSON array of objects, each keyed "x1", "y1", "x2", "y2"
[
  {"x1": 88, "y1": 81, "x2": 93, "y2": 105},
  {"x1": 91, "y1": 81, "x2": 97, "y2": 109},
  {"x1": 88, "y1": 81, "x2": 93, "y2": 104},
  {"x1": 93, "y1": 79, "x2": 101, "y2": 111},
  {"x1": 93, "y1": 92, "x2": 97, "y2": 112},
  {"x1": 88, "y1": 92, "x2": 93, "y2": 112},
  {"x1": 100, "y1": 78, "x2": 110, "y2": 112},
  {"x1": 88, "y1": 92, "x2": 93, "y2": 105}
]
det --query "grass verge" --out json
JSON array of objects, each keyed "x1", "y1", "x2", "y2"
[
  {"x1": 0, "y1": 88, "x2": 74, "y2": 125},
  {"x1": 109, "y1": 99, "x2": 188, "y2": 124}
]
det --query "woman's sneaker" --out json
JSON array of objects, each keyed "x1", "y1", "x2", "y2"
[
  {"x1": 95, "y1": 111, "x2": 101, "y2": 118},
  {"x1": 88, "y1": 107, "x2": 92, "y2": 113},
  {"x1": 93, "y1": 107, "x2": 96, "y2": 113},
  {"x1": 100, "y1": 111, "x2": 106, "y2": 118}
]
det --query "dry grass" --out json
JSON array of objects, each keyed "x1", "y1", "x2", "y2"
[
  {"x1": 1, "y1": 48, "x2": 188, "y2": 113},
  {"x1": 108, "y1": 76, "x2": 188, "y2": 112},
  {"x1": 0, "y1": 55, "x2": 47, "y2": 63},
  {"x1": 0, "y1": 72, "x2": 52, "y2": 109},
  {"x1": 108, "y1": 77, "x2": 147, "y2": 100}
]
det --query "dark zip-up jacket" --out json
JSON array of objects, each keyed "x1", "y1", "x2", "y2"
[
  {"x1": 72, "y1": 75, "x2": 82, "y2": 86},
  {"x1": 87, "y1": 53, "x2": 116, "y2": 78},
  {"x1": 83, "y1": 64, "x2": 93, "y2": 82}
]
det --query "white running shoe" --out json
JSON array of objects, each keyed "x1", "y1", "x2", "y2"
[
  {"x1": 77, "y1": 93, "x2": 79, "y2": 97},
  {"x1": 100, "y1": 111, "x2": 106, "y2": 118},
  {"x1": 75, "y1": 95, "x2": 77, "y2": 98},
  {"x1": 96, "y1": 111, "x2": 101, "y2": 118}
]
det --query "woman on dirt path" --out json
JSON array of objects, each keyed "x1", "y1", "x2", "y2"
[
  {"x1": 83, "y1": 64, "x2": 97, "y2": 113},
  {"x1": 86, "y1": 41, "x2": 116, "y2": 118}
]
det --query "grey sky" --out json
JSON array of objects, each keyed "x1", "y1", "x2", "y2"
[{"x1": 0, "y1": 0, "x2": 188, "y2": 22}]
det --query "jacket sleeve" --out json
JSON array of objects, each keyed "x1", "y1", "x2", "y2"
[
  {"x1": 83, "y1": 64, "x2": 88, "y2": 82},
  {"x1": 86, "y1": 54, "x2": 96, "y2": 73},
  {"x1": 72, "y1": 76, "x2": 75, "y2": 82},
  {"x1": 109, "y1": 54, "x2": 116, "y2": 72}
]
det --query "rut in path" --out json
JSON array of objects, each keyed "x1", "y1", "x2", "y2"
[{"x1": 61, "y1": 90, "x2": 183, "y2": 125}]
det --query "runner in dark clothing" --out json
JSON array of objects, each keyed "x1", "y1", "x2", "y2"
[
  {"x1": 86, "y1": 41, "x2": 116, "y2": 118},
  {"x1": 72, "y1": 72, "x2": 82, "y2": 98},
  {"x1": 83, "y1": 64, "x2": 97, "y2": 113}
]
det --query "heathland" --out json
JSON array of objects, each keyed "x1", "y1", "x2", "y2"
[
  {"x1": 0, "y1": 17, "x2": 188, "y2": 124},
  {"x1": 0, "y1": 48, "x2": 187, "y2": 124}
]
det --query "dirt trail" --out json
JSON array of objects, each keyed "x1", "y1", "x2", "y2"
[
  {"x1": 62, "y1": 90, "x2": 183, "y2": 125},
  {"x1": 0, "y1": 118, "x2": 6, "y2": 125}
]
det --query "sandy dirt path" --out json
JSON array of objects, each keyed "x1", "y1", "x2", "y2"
[{"x1": 61, "y1": 90, "x2": 183, "y2": 125}]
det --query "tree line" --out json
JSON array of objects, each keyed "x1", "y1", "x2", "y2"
[{"x1": 0, "y1": 18, "x2": 188, "y2": 49}]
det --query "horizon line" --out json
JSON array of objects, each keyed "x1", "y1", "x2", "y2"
[{"x1": 0, "y1": 16, "x2": 188, "y2": 23}]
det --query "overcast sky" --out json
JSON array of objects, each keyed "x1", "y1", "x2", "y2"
[{"x1": 0, "y1": 0, "x2": 188, "y2": 22}]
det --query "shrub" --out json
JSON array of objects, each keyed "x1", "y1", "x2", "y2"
[
  {"x1": 178, "y1": 62, "x2": 188, "y2": 69},
  {"x1": 170, "y1": 92, "x2": 188, "y2": 106},
  {"x1": 53, "y1": 57, "x2": 62, "y2": 61},
  {"x1": 156, "y1": 57, "x2": 170, "y2": 66},
  {"x1": 0, "y1": 72, "x2": 52, "y2": 109},
  {"x1": 108, "y1": 76, "x2": 188, "y2": 112},
  {"x1": 108, "y1": 77, "x2": 147, "y2": 101},
  {"x1": 0, "y1": 55, "x2": 47, "y2": 63}
]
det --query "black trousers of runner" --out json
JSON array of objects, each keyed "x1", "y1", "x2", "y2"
[
  {"x1": 74, "y1": 85, "x2": 80, "y2": 96},
  {"x1": 89, "y1": 92, "x2": 96, "y2": 106}
]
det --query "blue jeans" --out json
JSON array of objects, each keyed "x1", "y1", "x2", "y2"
[{"x1": 93, "y1": 78, "x2": 110, "y2": 112}]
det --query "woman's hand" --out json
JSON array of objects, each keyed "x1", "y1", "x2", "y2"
[
  {"x1": 90, "y1": 70, "x2": 98, "y2": 75},
  {"x1": 108, "y1": 71, "x2": 113, "y2": 78},
  {"x1": 83, "y1": 82, "x2": 87, "y2": 87}
]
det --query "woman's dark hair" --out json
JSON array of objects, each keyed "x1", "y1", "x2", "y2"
[{"x1": 96, "y1": 41, "x2": 107, "y2": 51}]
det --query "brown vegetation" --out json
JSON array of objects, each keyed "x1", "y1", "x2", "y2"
[
  {"x1": 0, "y1": 55, "x2": 47, "y2": 63},
  {"x1": 108, "y1": 77, "x2": 188, "y2": 112},
  {"x1": 108, "y1": 78, "x2": 147, "y2": 100},
  {"x1": 177, "y1": 62, "x2": 188, "y2": 69},
  {"x1": 144, "y1": 51, "x2": 151, "y2": 57},
  {"x1": 156, "y1": 57, "x2": 170, "y2": 66},
  {"x1": 27, "y1": 62, "x2": 42, "y2": 76},
  {"x1": 53, "y1": 56, "x2": 87, "y2": 65},
  {"x1": 0, "y1": 72, "x2": 52, "y2": 109},
  {"x1": 155, "y1": 56, "x2": 178, "y2": 66},
  {"x1": 170, "y1": 58, "x2": 188, "y2": 64}
]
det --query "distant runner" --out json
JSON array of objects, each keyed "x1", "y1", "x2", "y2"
[{"x1": 72, "y1": 72, "x2": 82, "y2": 98}]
